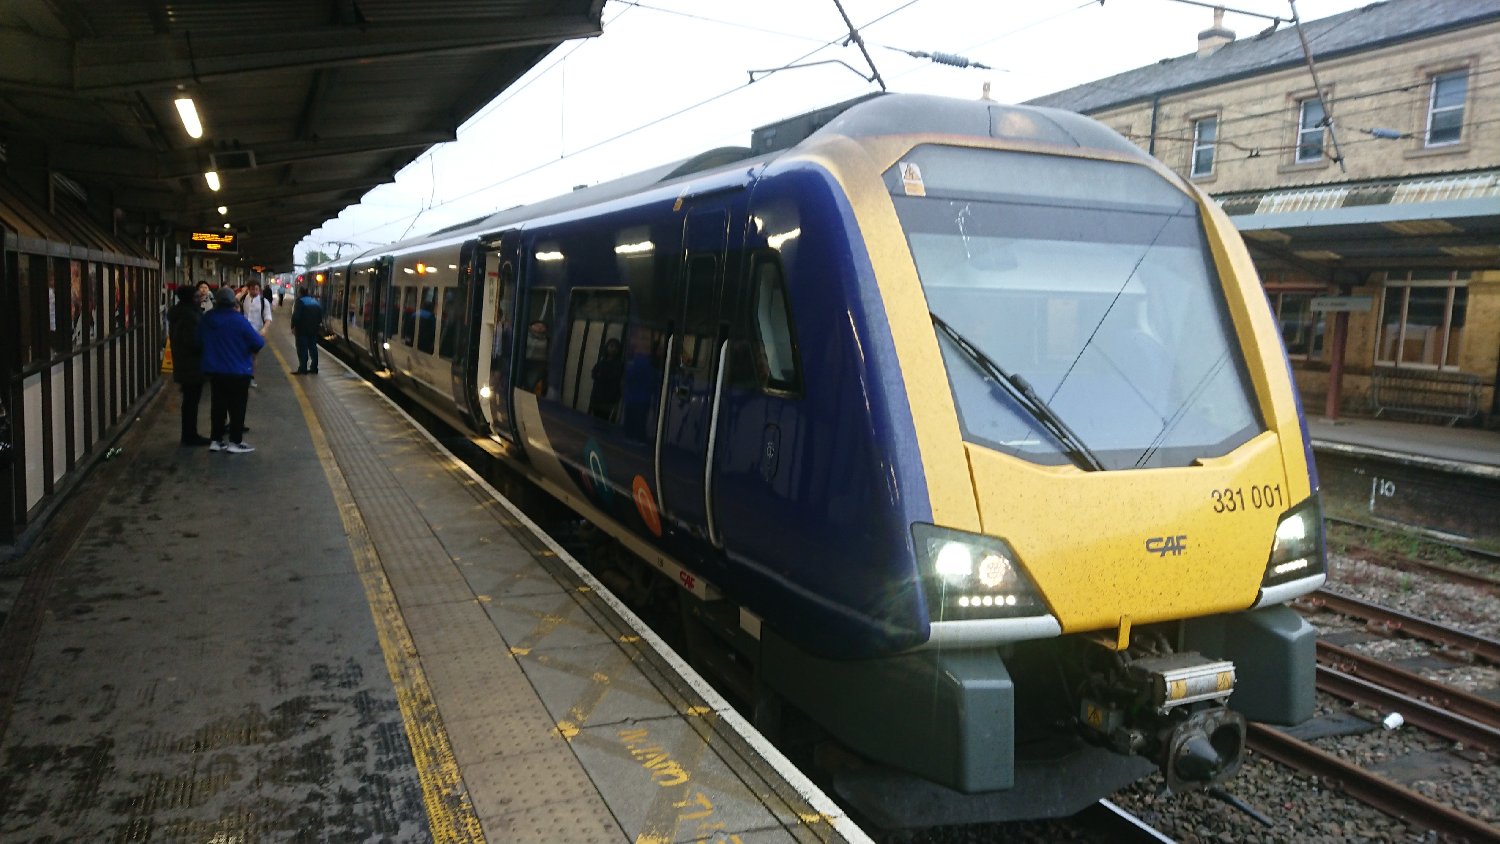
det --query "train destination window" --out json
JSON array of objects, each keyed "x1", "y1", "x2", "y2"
[{"x1": 887, "y1": 145, "x2": 1260, "y2": 470}]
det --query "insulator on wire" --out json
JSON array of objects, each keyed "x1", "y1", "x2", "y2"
[{"x1": 897, "y1": 48, "x2": 991, "y2": 70}]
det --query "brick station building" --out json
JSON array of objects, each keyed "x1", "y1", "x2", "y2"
[{"x1": 1029, "y1": 0, "x2": 1500, "y2": 426}]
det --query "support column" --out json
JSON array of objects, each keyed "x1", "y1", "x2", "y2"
[{"x1": 1324, "y1": 310, "x2": 1350, "y2": 421}]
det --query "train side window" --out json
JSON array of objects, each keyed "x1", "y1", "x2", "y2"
[
  {"x1": 399, "y1": 286, "x2": 417, "y2": 346},
  {"x1": 349, "y1": 285, "x2": 365, "y2": 330},
  {"x1": 681, "y1": 255, "x2": 717, "y2": 371},
  {"x1": 751, "y1": 255, "x2": 801, "y2": 393},
  {"x1": 563, "y1": 289, "x2": 630, "y2": 420},
  {"x1": 438, "y1": 286, "x2": 460, "y2": 359},
  {"x1": 521, "y1": 287, "x2": 555, "y2": 395},
  {"x1": 416, "y1": 285, "x2": 438, "y2": 353}
]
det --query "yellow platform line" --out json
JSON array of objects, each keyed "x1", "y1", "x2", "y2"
[{"x1": 283, "y1": 346, "x2": 486, "y2": 844}]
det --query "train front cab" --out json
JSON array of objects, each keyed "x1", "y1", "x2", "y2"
[{"x1": 754, "y1": 107, "x2": 1324, "y2": 826}]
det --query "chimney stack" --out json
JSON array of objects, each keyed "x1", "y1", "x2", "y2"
[{"x1": 1198, "y1": 7, "x2": 1236, "y2": 57}]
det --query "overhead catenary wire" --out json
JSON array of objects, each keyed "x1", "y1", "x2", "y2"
[{"x1": 315, "y1": 0, "x2": 933, "y2": 248}]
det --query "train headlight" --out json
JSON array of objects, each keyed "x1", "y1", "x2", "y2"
[
  {"x1": 1257, "y1": 494, "x2": 1326, "y2": 601},
  {"x1": 913, "y1": 524, "x2": 1047, "y2": 621}
]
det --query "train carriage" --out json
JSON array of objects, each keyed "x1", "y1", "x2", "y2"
[{"x1": 312, "y1": 93, "x2": 1325, "y2": 827}]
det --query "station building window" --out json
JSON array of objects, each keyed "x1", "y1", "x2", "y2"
[
  {"x1": 1295, "y1": 98, "x2": 1325, "y2": 164},
  {"x1": 1267, "y1": 289, "x2": 1324, "y2": 361},
  {"x1": 1190, "y1": 116, "x2": 1217, "y2": 178},
  {"x1": 1376, "y1": 271, "x2": 1467, "y2": 370},
  {"x1": 1425, "y1": 69, "x2": 1468, "y2": 147}
]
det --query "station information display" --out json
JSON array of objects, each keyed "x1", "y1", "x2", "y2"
[{"x1": 190, "y1": 230, "x2": 237, "y2": 253}]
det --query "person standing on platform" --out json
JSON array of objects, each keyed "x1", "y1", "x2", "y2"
[
  {"x1": 168, "y1": 285, "x2": 210, "y2": 446},
  {"x1": 197, "y1": 281, "x2": 213, "y2": 313},
  {"x1": 199, "y1": 286, "x2": 264, "y2": 453},
  {"x1": 291, "y1": 286, "x2": 324, "y2": 374},
  {"x1": 242, "y1": 280, "x2": 273, "y2": 387},
  {"x1": 277, "y1": 282, "x2": 286, "y2": 307}
]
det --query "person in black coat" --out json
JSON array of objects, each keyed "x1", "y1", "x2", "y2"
[
  {"x1": 167, "y1": 285, "x2": 211, "y2": 445},
  {"x1": 290, "y1": 286, "x2": 324, "y2": 374}
]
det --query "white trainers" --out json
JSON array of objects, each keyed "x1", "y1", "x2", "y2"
[
  {"x1": 226, "y1": 441, "x2": 256, "y2": 454},
  {"x1": 250, "y1": 379, "x2": 258, "y2": 388},
  {"x1": 208, "y1": 441, "x2": 225, "y2": 452}
]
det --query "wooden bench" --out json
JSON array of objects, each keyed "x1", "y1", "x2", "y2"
[{"x1": 1368, "y1": 368, "x2": 1481, "y2": 426}]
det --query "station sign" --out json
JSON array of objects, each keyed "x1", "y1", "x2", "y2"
[
  {"x1": 1310, "y1": 295, "x2": 1373, "y2": 313},
  {"x1": 189, "y1": 230, "x2": 238, "y2": 253}
]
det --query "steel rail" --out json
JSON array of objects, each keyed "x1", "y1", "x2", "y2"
[
  {"x1": 1318, "y1": 640, "x2": 1500, "y2": 731},
  {"x1": 1247, "y1": 724, "x2": 1500, "y2": 842},
  {"x1": 1302, "y1": 589, "x2": 1500, "y2": 665},
  {"x1": 1333, "y1": 536, "x2": 1500, "y2": 596},
  {"x1": 1315, "y1": 663, "x2": 1500, "y2": 755}
]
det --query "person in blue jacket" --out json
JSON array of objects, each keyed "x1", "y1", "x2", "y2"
[
  {"x1": 198, "y1": 286, "x2": 265, "y2": 453},
  {"x1": 290, "y1": 286, "x2": 324, "y2": 374}
]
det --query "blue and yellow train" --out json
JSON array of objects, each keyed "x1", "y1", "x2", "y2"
[{"x1": 304, "y1": 93, "x2": 1325, "y2": 827}]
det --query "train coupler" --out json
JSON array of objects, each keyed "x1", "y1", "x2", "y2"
[{"x1": 1079, "y1": 650, "x2": 1246, "y2": 792}]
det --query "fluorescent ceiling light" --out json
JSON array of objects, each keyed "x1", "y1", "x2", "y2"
[
  {"x1": 217, "y1": 206, "x2": 228, "y2": 215},
  {"x1": 174, "y1": 97, "x2": 203, "y2": 139},
  {"x1": 204, "y1": 171, "x2": 221, "y2": 191}
]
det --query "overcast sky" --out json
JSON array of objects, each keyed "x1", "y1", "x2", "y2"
[{"x1": 293, "y1": 0, "x2": 1376, "y2": 266}]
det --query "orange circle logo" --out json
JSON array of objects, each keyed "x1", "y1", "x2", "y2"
[{"x1": 633, "y1": 476, "x2": 662, "y2": 537}]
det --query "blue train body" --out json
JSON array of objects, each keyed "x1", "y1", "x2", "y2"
[{"x1": 303, "y1": 93, "x2": 1326, "y2": 826}]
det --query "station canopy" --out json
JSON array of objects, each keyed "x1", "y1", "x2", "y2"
[{"x1": 0, "y1": 0, "x2": 604, "y2": 270}]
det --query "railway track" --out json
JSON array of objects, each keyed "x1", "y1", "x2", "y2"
[
  {"x1": 1285, "y1": 579, "x2": 1500, "y2": 840},
  {"x1": 1246, "y1": 724, "x2": 1500, "y2": 843},
  {"x1": 1299, "y1": 588, "x2": 1500, "y2": 665}
]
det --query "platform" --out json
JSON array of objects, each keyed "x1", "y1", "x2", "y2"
[
  {"x1": 1307, "y1": 415, "x2": 1500, "y2": 474},
  {"x1": 0, "y1": 317, "x2": 868, "y2": 843}
]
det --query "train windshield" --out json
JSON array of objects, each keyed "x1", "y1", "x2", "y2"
[{"x1": 886, "y1": 146, "x2": 1262, "y2": 470}]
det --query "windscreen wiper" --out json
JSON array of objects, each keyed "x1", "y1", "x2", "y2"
[{"x1": 931, "y1": 313, "x2": 1106, "y2": 472}]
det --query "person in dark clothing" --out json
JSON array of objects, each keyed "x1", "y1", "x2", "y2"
[
  {"x1": 168, "y1": 285, "x2": 210, "y2": 445},
  {"x1": 198, "y1": 286, "x2": 265, "y2": 453},
  {"x1": 588, "y1": 338, "x2": 624, "y2": 421},
  {"x1": 290, "y1": 286, "x2": 324, "y2": 374}
]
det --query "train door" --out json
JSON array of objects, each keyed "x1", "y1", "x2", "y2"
[
  {"x1": 368, "y1": 258, "x2": 394, "y2": 369},
  {"x1": 476, "y1": 234, "x2": 521, "y2": 441},
  {"x1": 658, "y1": 205, "x2": 730, "y2": 538},
  {"x1": 450, "y1": 241, "x2": 483, "y2": 429}
]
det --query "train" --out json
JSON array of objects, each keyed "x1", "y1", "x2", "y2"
[{"x1": 300, "y1": 93, "x2": 1324, "y2": 828}]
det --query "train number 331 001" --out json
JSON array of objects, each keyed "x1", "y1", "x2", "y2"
[{"x1": 1209, "y1": 484, "x2": 1284, "y2": 514}]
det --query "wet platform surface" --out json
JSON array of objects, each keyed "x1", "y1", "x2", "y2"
[{"x1": 0, "y1": 317, "x2": 866, "y2": 843}]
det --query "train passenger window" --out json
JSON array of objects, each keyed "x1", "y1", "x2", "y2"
[
  {"x1": 399, "y1": 286, "x2": 417, "y2": 346},
  {"x1": 521, "y1": 288, "x2": 555, "y2": 395},
  {"x1": 750, "y1": 255, "x2": 800, "y2": 393},
  {"x1": 438, "y1": 287, "x2": 460, "y2": 359},
  {"x1": 562, "y1": 290, "x2": 630, "y2": 420},
  {"x1": 416, "y1": 286, "x2": 438, "y2": 353},
  {"x1": 349, "y1": 285, "x2": 364, "y2": 330},
  {"x1": 681, "y1": 255, "x2": 718, "y2": 370}
]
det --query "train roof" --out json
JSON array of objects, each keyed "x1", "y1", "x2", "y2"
[{"x1": 334, "y1": 93, "x2": 1147, "y2": 263}]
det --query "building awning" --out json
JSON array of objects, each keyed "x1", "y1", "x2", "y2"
[{"x1": 1221, "y1": 170, "x2": 1500, "y2": 271}]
